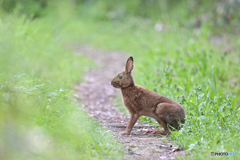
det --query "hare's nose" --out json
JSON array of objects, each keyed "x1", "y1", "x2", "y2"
[
  {"x1": 111, "y1": 81, "x2": 114, "y2": 85},
  {"x1": 111, "y1": 81, "x2": 118, "y2": 85}
]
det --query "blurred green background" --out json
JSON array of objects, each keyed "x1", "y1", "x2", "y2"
[{"x1": 0, "y1": 0, "x2": 240, "y2": 159}]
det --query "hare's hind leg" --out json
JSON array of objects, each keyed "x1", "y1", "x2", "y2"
[
  {"x1": 156, "y1": 103, "x2": 184, "y2": 131},
  {"x1": 143, "y1": 103, "x2": 170, "y2": 135},
  {"x1": 166, "y1": 114, "x2": 184, "y2": 130},
  {"x1": 145, "y1": 103, "x2": 180, "y2": 135},
  {"x1": 144, "y1": 118, "x2": 169, "y2": 135}
]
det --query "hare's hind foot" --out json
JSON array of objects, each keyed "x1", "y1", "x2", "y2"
[{"x1": 144, "y1": 129, "x2": 169, "y2": 136}]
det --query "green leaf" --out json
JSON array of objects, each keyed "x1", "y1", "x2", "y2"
[
  {"x1": 208, "y1": 79, "x2": 216, "y2": 94},
  {"x1": 171, "y1": 131, "x2": 181, "y2": 136},
  {"x1": 238, "y1": 109, "x2": 240, "y2": 116},
  {"x1": 212, "y1": 65, "x2": 216, "y2": 91},
  {"x1": 232, "y1": 96, "x2": 237, "y2": 111}
]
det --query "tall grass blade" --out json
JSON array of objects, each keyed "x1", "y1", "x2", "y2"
[
  {"x1": 212, "y1": 65, "x2": 216, "y2": 91},
  {"x1": 208, "y1": 78, "x2": 216, "y2": 94},
  {"x1": 232, "y1": 96, "x2": 238, "y2": 111}
]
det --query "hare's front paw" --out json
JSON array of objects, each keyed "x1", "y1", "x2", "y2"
[{"x1": 120, "y1": 130, "x2": 131, "y2": 135}]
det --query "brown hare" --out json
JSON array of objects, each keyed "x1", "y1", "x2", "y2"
[{"x1": 111, "y1": 56, "x2": 185, "y2": 135}]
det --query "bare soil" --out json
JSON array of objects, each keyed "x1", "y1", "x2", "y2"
[{"x1": 75, "y1": 45, "x2": 185, "y2": 160}]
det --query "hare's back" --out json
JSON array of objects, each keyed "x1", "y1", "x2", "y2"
[{"x1": 136, "y1": 85, "x2": 180, "y2": 106}]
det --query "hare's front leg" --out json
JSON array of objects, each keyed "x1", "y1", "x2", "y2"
[{"x1": 120, "y1": 114, "x2": 139, "y2": 135}]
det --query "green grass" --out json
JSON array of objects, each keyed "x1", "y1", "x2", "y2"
[
  {"x1": 0, "y1": 12, "x2": 123, "y2": 160},
  {"x1": 55, "y1": 13, "x2": 240, "y2": 159},
  {"x1": 1, "y1": 1, "x2": 240, "y2": 159}
]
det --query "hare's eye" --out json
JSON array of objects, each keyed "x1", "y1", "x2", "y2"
[{"x1": 119, "y1": 75, "x2": 123, "y2": 79}]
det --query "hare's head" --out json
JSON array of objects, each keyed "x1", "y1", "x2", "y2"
[{"x1": 111, "y1": 56, "x2": 135, "y2": 89}]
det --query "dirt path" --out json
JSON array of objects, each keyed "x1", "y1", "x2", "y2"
[{"x1": 75, "y1": 45, "x2": 185, "y2": 160}]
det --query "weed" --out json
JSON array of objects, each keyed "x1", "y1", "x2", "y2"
[
  {"x1": 62, "y1": 13, "x2": 240, "y2": 160},
  {"x1": 0, "y1": 13, "x2": 123, "y2": 160}
]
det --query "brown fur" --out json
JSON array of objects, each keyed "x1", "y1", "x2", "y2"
[{"x1": 111, "y1": 56, "x2": 185, "y2": 135}]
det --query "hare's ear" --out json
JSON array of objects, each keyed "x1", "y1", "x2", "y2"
[{"x1": 125, "y1": 56, "x2": 134, "y2": 73}]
